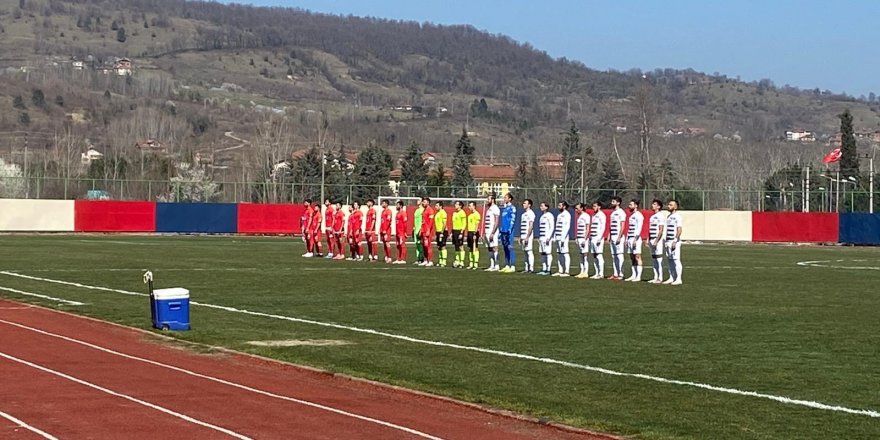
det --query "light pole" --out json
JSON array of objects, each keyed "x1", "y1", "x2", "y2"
[
  {"x1": 319, "y1": 147, "x2": 326, "y2": 205},
  {"x1": 574, "y1": 158, "x2": 585, "y2": 200}
]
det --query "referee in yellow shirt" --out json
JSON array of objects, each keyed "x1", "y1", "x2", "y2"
[
  {"x1": 466, "y1": 201, "x2": 482, "y2": 270},
  {"x1": 434, "y1": 201, "x2": 449, "y2": 267},
  {"x1": 451, "y1": 201, "x2": 468, "y2": 268}
]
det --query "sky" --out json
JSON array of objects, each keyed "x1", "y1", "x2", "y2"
[{"x1": 226, "y1": 0, "x2": 879, "y2": 97}]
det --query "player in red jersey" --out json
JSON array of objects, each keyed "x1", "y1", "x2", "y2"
[
  {"x1": 332, "y1": 202, "x2": 346, "y2": 260},
  {"x1": 394, "y1": 201, "x2": 408, "y2": 264},
  {"x1": 310, "y1": 200, "x2": 323, "y2": 257},
  {"x1": 301, "y1": 199, "x2": 314, "y2": 257},
  {"x1": 379, "y1": 200, "x2": 394, "y2": 263},
  {"x1": 323, "y1": 199, "x2": 336, "y2": 258},
  {"x1": 419, "y1": 197, "x2": 436, "y2": 267},
  {"x1": 364, "y1": 199, "x2": 378, "y2": 262},
  {"x1": 347, "y1": 202, "x2": 364, "y2": 261}
]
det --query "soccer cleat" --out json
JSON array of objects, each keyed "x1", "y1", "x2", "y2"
[
  {"x1": 671, "y1": 280, "x2": 683, "y2": 285},
  {"x1": 591, "y1": 275, "x2": 603, "y2": 280},
  {"x1": 551, "y1": 272, "x2": 561, "y2": 277},
  {"x1": 575, "y1": 273, "x2": 589, "y2": 279},
  {"x1": 537, "y1": 271, "x2": 550, "y2": 276},
  {"x1": 559, "y1": 273, "x2": 571, "y2": 277},
  {"x1": 324, "y1": 253, "x2": 334, "y2": 259},
  {"x1": 302, "y1": 253, "x2": 313, "y2": 257},
  {"x1": 425, "y1": 262, "x2": 434, "y2": 267},
  {"x1": 647, "y1": 279, "x2": 660, "y2": 284},
  {"x1": 662, "y1": 279, "x2": 674, "y2": 285}
]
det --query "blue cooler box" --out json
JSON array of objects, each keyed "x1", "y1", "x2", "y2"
[{"x1": 151, "y1": 288, "x2": 191, "y2": 331}]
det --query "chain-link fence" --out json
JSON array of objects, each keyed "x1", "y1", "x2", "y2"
[{"x1": 0, "y1": 176, "x2": 877, "y2": 212}]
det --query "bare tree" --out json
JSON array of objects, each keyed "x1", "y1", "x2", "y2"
[{"x1": 633, "y1": 80, "x2": 656, "y2": 166}]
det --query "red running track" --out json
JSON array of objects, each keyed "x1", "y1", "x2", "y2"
[{"x1": 0, "y1": 301, "x2": 613, "y2": 440}]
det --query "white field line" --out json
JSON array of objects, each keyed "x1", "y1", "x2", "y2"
[
  {"x1": 0, "y1": 320, "x2": 442, "y2": 440},
  {"x1": 0, "y1": 287, "x2": 85, "y2": 306},
  {"x1": 0, "y1": 351, "x2": 252, "y2": 440},
  {"x1": 0, "y1": 410, "x2": 59, "y2": 440},
  {"x1": 2, "y1": 271, "x2": 879, "y2": 419},
  {"x1": 796, "y1": 260, "x2": 880, "y2": 270}
]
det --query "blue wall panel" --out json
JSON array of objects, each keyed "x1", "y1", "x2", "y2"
[
  {"x1": 839, "y1": 213, "x2": 880, "y2": 245},
  {"x1": 156, "y1": 203, "x2": 238, "y2": 233}
]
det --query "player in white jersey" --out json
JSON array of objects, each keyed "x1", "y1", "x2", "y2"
[
  {"x1": 483, "y1": 195, "x2": 501, "y2": 272},
  {"x1": 553, "y1": 201, "x2": 571, "y2": 277},
  {"x1": 608, "y1": 196, "x2": 627, "y2": 280},
  {"x1": 625, "y1": 199, "x2": 645, "y2": 282},
  {"x1": 663, "y1": 199, "x2": 684, "y2": 285},
  {"x1": 537, "y1": 203, "x2": 555, "y2": 275},
  {"x1": 588, "y1": 201, "x2": 607, "y2": 279},
  {"x1": 574, "y1": 203, "x2": 591, "y2": 278},
  {"x1": 519, "y1": 199, "x2": 536, "y2": 273},
  {"x1": 647, "y1": 199, "x2": 667, "y2": 284}
]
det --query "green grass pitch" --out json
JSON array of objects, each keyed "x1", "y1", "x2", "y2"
[{"x1": 0, "y1": 235, "x2": 878, "y2": 439}]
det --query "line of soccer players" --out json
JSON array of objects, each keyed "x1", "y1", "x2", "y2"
[{"x1": 299, "y1": 194, "x2": 685, "y2": 284}]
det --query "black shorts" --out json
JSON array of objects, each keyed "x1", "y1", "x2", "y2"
[
  {"x1": 451, "y1": 230, "x2": 464, "y2": 247},
  {"x1": 435, "y1": 231, "x2": 448, "y2": 247},
  {"x1": 466, "y1": 232, "x2": 479, "y2": 249}
]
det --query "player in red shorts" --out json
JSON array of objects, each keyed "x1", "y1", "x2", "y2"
[
  {"x1": 323, "y1": 199, "x2": 336, "y2": 259},
  {"x1": 347, "y1": 202, "x2": 364, "y2": 261},
  {"x1": 394, "y1": 200, "x2": 408, "y2": 264},
  {"x1": 332, "y1": 202, "x2": 346, "y2": 260},
  {"x1": 301, "y1": 199, "x2": 314, "y2": 257},
  {"x1": 420, "y1": 197, "x2": 436, "y2": 267},
  {"x1": 364, "y1": 199, "x2": 378, "y2": 262},
  {"x1": 310, "y1": 199, "x2": 323, "y2": 257},
  {"x1": 379, "y1": 200, "x2": 394, "y2": 263}
]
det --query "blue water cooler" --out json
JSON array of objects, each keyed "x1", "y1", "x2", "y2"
[{"x1": 145, "y1": 271, "x2": 191, "y2": 331}]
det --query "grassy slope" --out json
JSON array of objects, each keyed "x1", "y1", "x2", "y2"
[{"x1": 0, "y1": 235, "x2": 877, "y2": 439}]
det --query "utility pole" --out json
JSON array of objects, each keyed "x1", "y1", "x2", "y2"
[{"x1": 24, "y1": 132, "x2": 29, "y2": 198}]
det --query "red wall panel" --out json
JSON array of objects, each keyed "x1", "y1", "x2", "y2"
[
  {"x1": 74, "y1": 201, "x2": 156, "y2": 232},
  {"x1": 752, "y1": 212, "x2": 839, "y2": 242},
  {"x1": 237, "y1": 203, "x2": 302, "y2": 234}
]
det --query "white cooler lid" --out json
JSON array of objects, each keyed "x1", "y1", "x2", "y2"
[{"x1": 152, "y1": 287, "x2": 190, "y2": 300}]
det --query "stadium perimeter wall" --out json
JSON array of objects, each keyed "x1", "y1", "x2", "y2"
[
  {"x1": 2, "y1": 199, "x2": 879, "y2": 244},
  {"x1": 0, "y1": 199, "x2": 74, "y2": 231}
]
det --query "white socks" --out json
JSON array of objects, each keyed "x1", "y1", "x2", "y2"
[
  {"x1": 594, "y1": 254, "x2": 604, "y2": 277},
  {"x1": 612, "y1": 253, "x2": 623, "y2": 277},
  {"x1": 653, "y1": 257, "x2": 663, "y2": 281},
  {"x1": 526, "y1": 251, "x2": 534, "y2": 272}
]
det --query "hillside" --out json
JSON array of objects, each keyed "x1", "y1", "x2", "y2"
[{"x1": 0, "y1": 0, "x2": 878, "y2": 203}]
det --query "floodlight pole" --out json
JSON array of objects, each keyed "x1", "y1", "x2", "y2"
[
  {"x1": 320, "y1": 146, "x2": 325, "y2": 206},
  {"x1": 804, "y1": 165, "x2": 810, "y2": 212}
]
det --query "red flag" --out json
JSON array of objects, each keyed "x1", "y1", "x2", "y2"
[{"x1": 822, "y1": 148, "x2": 842, "y2": 164}]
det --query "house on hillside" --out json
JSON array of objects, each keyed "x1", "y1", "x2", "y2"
[
  {"x1": 81, "y1": 147, "x2": 103, "y2": 165},
  {"x1": 785, "y1": 129, "x2": 815, "y2": 142},
  {"x1": 115, "y1": 58, "x2": 132, "y2": 76},
  {"x1": 72, "y1": 60, "x2": 84, "y2": 70},
  {"x1": 135, "y1": 139, "x2": 167, "y2": 153}
]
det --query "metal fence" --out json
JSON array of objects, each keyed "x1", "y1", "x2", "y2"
[{"x1": 0, "y1": 176, "x2": 876, "y2": 212}]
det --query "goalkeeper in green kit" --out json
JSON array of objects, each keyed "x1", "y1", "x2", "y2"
[{"x1": 413, "y1": 202, "x2": 424, "y2": 264}]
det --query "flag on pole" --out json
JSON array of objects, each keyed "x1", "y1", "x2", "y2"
[{"x1": 822, "y1": 147, "x2": 842, "y2": 164}]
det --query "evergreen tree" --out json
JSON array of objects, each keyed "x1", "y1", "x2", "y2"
[
  {"x1": 55, "y1": 95, "x2": 64, "y2": 107},
  {"x1": 560, "y1": 120, "x2": 581, "y2": 199},
  {"x1": 451, "y1": 128, "x2": 474, "y2": 195},
  {"x1": 18, "y1": 112, "x2": 30, "y2": 126},
  {"x1": 597, "y1": 158, "x2": 626, "y2": 203},
  {"x1": 400, "y1": 141, "x2": 428, "y2": 190},
  {"x1": 838, "y1": 109, "x2": 859, "y2": 179},
  {"x1": 293, "y1": 147, "x2": 323, "y2": 200},
  {"x1": 12, "y1": 95, "x2": 25, "y2": 109},
  {"x1": 427, "y1": 163, "x2": 451, "y2": 197},
  {"x1": 31, "y1": 89, "x2": 45, "y2": 108},
  {"x1": 353, "y1": 143, "x2": 393, "y2": 200},
  {"x1": 116, "y1": 27, "x2": 126, "y2": 43},
  {"x1": 514, "y1": 156, "x2": 529, "y2": 189}
]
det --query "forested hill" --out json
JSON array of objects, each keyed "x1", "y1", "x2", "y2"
[{"x1": 0, "y1": 0, "x2": 878, "y2": 200}]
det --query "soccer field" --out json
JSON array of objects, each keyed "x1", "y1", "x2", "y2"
[{"x1": 0, "y1": 235, "x2": 878, "y2": 439}]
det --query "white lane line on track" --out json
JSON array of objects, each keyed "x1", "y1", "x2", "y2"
[
  {"x1": 0, "y1": 410, "x2": 59, "y2": 440},
  {"x1": 0, "y1": 319, "x2": 443, "y2": 440},
  {"x1": 0, "y1": 351, "x2": 252, "y2": 440},
  {"x1": 2, "y1": 270, "x2": 879, "y2": 419},
  {"x1": 0, "y1": 287, "x2": 85, "y2": 306}
]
